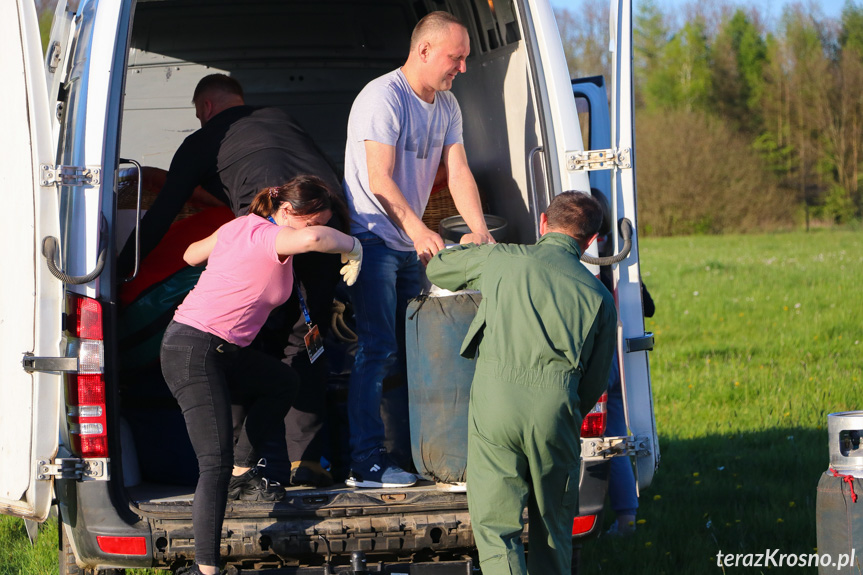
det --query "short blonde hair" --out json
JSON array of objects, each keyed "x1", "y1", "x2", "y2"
[{"x1": 410, "y1": 11, "x2": 466, "y2": 50}]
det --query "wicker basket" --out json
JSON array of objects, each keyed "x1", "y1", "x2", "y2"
[{"x1": 422, "y1": 187, "x2": 459, "y2": 233}]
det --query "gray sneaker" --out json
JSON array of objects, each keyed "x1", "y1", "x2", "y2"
[{"x1": 345, "y1": 448, "x2": 416, "y2": 488}]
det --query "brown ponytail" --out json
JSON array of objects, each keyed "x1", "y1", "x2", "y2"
[{"x1": 248, "y1": 187, "x2": 279, "y2": 218}]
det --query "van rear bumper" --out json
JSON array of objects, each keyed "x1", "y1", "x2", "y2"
[
  {"x1": 137, "y1": 489, "x2": 475, "y2": 566},
  {"x1": 57, "y1": 461, "x2": 608, "y2": 569},
  {"x1": 56, "y1": 477, "x2": 154, "y2": 570},
  {"x1": 574, "y1": 459, "x2": 610, "y2": 539}
]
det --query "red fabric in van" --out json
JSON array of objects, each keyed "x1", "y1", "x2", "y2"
[{"x1": 120, "y1": 206, "x2": 234, "y2": 307}]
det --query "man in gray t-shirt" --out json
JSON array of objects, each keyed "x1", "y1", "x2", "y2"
[
  {"x1": 342, "y1": 11, "x2": 493, "y2": 489},
  {"x1": 343, "y1": 67, "x2": 462, "y2": 251}
]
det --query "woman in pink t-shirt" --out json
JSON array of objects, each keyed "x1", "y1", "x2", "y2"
[{"x1": 160, "y1": 175, "x2": 361, "y2": 575}]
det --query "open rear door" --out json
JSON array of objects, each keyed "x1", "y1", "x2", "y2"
[
  {"x1": 521, "y1": 0, "x2": 592, "y2": 238},
  {"x1": 610, "y1": 0, "x2": 659, "y2": 489},
  {"x1": 0, "y1": 0, "x2": 64, "y2": 521}
]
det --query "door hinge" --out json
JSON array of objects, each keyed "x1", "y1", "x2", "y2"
[
  {"x1": 47, "y1": 41, "x2": 62, "y2": 73},
  {"x1": 36, "y1": 458, "x2": 109, "y2": 481},
  {"x1": 565, "y1": 148, "x2": 631, "y2": 172},
  {"x1": 581, "y1": 434, "x2": 651, "y2": 461},
  {"x1": 22, "y1": 353, "x2": 77, "y2": 373},
  {"x1": 40, "y1": 164, "x2": 101, "y2": 187}
]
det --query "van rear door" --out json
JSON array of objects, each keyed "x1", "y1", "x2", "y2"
[
  {"x1": 610, "y1": 0, "x2": 660, "y2": 488},
  {"x1": 520, "y1": 0, "x2": 592, "y2": 230},
  {"x1": 0, "y1": 0, "x2": 64, "y2": 522}
]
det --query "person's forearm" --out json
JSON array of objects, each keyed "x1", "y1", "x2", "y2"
[
  {"x1": 426, "y1": 242, "x2": 493, "y2": 291},
  {"x1": 447, "y1": 168, "x2": 489, "y2": 235},
  {"x1": 578, "y1": 320, "x2": 617, "y2": 417},
  {"x1": 578, "y1": 373, "x2": 610, "y2": 419},
  {"x1": 184, "y1": 242, "x2": 210, "y2": 266},
  {"x1": 426, "y1": 246, "x2": 470, "y2": 291},
  {"x1": 292, "y1": 227, "x2": 356, "y2": 255},
  {"x1": 315, "y1": 228, "x2": 356, "y2": 254},
  {"x1": 370, "y1": 173, "x2": 429, "y2": 240},
  {"x1": 184, "y1": 231, "x2": 217, "y2": 266}
]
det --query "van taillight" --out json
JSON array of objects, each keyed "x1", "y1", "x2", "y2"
[
  {"x1": 572, "y1": 514, "x2": 597, "y2": 535},
  {"x1": 71, "y1": 295, "x2": 103, "y2": 339},
  {"x1": 65, "y1": 293, "x2": 108, "y2": 458},
  {"x1": 97, "y1": 535, "x2": 147, "y2": 556},
  {"x1": 580, "y1": 393, "x2": 607, "y2": 438}
]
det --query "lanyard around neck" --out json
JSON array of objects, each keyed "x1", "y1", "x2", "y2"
[{"x1": 269, "y1": 215, "x2": 312, "y2": 327}]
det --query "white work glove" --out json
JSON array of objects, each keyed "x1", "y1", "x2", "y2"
[{"x1": 340, "y1": 237, "x2": 363, "y2": 286}]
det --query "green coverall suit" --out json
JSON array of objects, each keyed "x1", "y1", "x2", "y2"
[{"x1": 426, "y1": 232, "x2": 617, "y2": 575}]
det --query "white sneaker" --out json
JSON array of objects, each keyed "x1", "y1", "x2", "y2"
[{"x1": 345, "y1": 448, "x2": 416, "y2": 488}]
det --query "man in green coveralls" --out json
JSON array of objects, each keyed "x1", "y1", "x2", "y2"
[{"x1": 425, "y1": 191, "x2": 617, "y2": 575}]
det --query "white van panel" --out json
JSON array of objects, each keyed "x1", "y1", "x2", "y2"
[
  {"x1": 524, "y1": 0, "x2": 590, "y2": 197},
  {"x1": 610, "y1": 0, "x2": 659, "y2": 489},
  {"x1": 45, "y1": 0, "x2": 75, "y2": 146},
  {"x1": 83, "y1": 0, "x2": 124, "y2": 163},
  {"x1": 121, "y1": 63, "x2": 227, "y2": 170},
  {"x1": 0, "y1": 0, "x2": 64, "y2": 522},
  {"x1": 454, "y1": 43, "x2": 539, "y2": 243},
  {"x1": 76, "y1": 0, "x2": 124, "y2": 297},
  {"x1": 59, "y1": 0, "x2": 124, "y2": 297}
]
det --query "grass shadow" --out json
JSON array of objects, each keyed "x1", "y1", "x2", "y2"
[{"x1": 580, "y1": 427, "x2": 833, "y2": 574}]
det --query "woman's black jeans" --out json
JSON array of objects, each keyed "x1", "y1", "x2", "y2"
[{"x1": 160, "y1": 320, "x2": 297, "y2": 566}]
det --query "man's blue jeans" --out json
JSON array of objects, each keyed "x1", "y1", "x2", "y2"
[
  {"x1": 606, "y1": 350, "x2": 638, "y2": 516},
  {"x1": 347, "y1": 232, "x2": 421, "y2": 462}
]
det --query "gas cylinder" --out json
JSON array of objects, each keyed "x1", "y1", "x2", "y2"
[{"x1": 405, "y1": 290, "x2": 481, "y2": 484}]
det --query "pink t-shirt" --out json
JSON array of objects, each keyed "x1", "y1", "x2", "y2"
[{"x1": 174, "y1": 214, "x2": 293, "y2": 347}]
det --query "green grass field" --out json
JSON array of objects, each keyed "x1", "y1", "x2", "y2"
[
  {"x1": 0, "y1": 516, "x2": 59, "y2": 575},
  {"x1": 580, "y1": 228, "x2": 862, "y2": 574},
  {"x1": 2, "y1": 228, "x2": 861, "y2": 574}
]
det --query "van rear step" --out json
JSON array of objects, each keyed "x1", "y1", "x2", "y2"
[{"x1": 131, "y1": 482, "x2": 469, "y2": 519}]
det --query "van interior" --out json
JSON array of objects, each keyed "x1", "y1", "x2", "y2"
[{"x1": 116, "y1": 0, "x2": 542, "y2": 503}]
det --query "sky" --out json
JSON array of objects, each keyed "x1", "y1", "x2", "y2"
[{"x1": 550, "y1": 0, "x2": 845, "y2": 22}]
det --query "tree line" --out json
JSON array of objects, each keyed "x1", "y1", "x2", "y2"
[
  {"x1": 33, "y1": 0, "x2": 855, "y2": 236},
  {"x1": 556, "y1": 0, "x2": 863, "y2": 236}
]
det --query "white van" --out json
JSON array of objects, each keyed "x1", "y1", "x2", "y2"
[{"x1": 1, "y1": 0, "x2": 657, "y2": 572}]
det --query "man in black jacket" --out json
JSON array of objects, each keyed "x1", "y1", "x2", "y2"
[{"x1": 119, "y1": 74, "x2": 341, "y2": 487}]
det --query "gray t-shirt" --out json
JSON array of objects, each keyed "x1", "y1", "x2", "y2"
[{"x1": 343, "y1": 68, "x2": 464, "y2": 251}]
